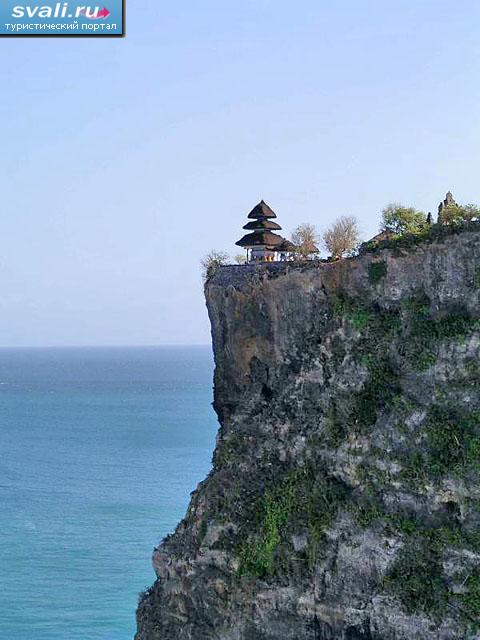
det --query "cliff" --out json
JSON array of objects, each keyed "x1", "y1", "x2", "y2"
[{"x1": 136, "y1": 228, "x2": 480, "y2": 640}]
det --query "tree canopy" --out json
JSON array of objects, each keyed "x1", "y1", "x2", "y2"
[
  {"x1": 381, "y1": 204, "x2": 427, "y2": 235},
  {"x1": 291, "y1": 223, "x2": 319, "y2": 260},
  {"x1": 322, "y1": 216, "x2": 360, "y2": 258},
  {"x1": 439, "y1": 203, "x2": 480, "y2": 225},
  {"x1": 201, "y1": 250, "x2": 229, "y2": 281}
]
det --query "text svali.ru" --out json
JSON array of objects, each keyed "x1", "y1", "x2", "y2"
[{"x1": 12, "y1": 4, "x2": 101, "y2": 18}]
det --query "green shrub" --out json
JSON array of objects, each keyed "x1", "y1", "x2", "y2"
[
  {"x1": 353, "y1": 497, "x2": 385, "y2": 528},
  {"x1": 473, "y1": 268, "x2": 480, "y2": 289},
  {"x1": 398, "y1": 405, "x2": 480, "y2": 480},
  {"x1": 349, "y1": 309, "x2": 372, "y2": 330},
  {"x1": 440, "y1": 204, "x2": 480, "y2": 225},
  {"x1": 401, "y1": 302, "x2": 478, "y2": 371},
  {"x1": 381, "y1": 203, "x2": 427, "y2": 235},
  {"x1": 385, "y1": 535, "x2": 448, "y2": 617},
  {"x1": 458, "y1": 569, "x2": 480, "y2": 626},
  {"x1": 326, "y1": 355, "x2": 401, "y2": 440},
  {"x1": 385, "y1": 523, "x2": 480, "y2": 623},
  {"x1": 201, "y1": 250, "x2": 229, "y2": 281},
  {"x1": 361, "y1": 220, "x2": 480, "y2": 255},
  {"x1": 329, "y1": 299, "x2": 401, "y2": 439},
  {"x1": 368, "y1": 261, "x2": 388, "y2": 284},
  {"x1": 395, "y1": 516, "x2": 421, "y2": 536},
  {"x1": 423, "y1": 406, "x2": 480, "y2": 475},
  {"x1": 354, "y1": 359, "x2": 400, "y2": 429},
  {"x1": 197, "y1": 517, "x2": 209, "y2": 544},
  {"x1": 333, "y1": 297, "x2": 372, "y2": 330},
  {"x1": 238, "y1": 469, "x2": 347, "y2": 578},
  {"x1": 465, "y1": 358, "x2": 480, "y2": 381}
]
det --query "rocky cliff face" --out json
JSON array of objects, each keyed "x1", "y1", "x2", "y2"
[{"x1": 136, "y1": 229, "x2": 480, "y2": 640}]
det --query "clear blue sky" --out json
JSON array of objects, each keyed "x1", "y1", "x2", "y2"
[{"x1": 1, "y1": 0, "x2": 479, "y2": 346}]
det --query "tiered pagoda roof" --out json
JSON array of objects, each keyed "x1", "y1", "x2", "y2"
[
  {"x1": 247, "y1": 200, "x2": 277, "y2": 219},
  {"x1": 236, "y1": 230, "x2": 285, "y2": 247},
  {"x1": 236, "y1": 200, "x2": 289, "y2": 249},
  {"x1": 242, "y1": 219, "x2": 282, "y2": 230}
]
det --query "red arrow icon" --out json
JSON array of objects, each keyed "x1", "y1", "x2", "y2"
[{"x1": 78, "y1": 7, "x2": 110, "y2": 19}]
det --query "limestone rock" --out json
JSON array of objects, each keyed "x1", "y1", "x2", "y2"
[{"x1": 136, "y1": 228, "x2": 480, "y2": 640}]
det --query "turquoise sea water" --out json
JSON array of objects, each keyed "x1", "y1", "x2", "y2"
[{"x1": 0, "y1": 346, "x2": 217, "y2": 640}]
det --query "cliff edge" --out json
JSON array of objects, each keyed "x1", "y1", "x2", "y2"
[{"x1": 136, "y1": 229, "x2": 480, "y2": 640}]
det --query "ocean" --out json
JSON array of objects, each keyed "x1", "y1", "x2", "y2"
[{"x1": 0, "y1": 346, "x2": 218, "y2": 640}]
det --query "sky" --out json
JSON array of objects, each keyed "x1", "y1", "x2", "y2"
[{"x1": 0, "y1": 0, "x2": 479, "y2": 347}]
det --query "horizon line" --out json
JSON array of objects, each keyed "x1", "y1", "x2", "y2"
[{"x1": 0, "y1": 343, "x2": 212, "y2": 350}]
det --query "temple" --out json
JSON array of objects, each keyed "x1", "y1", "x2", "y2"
[
  {"x1": 438, "y1": 191, "x2": 456, "y2": 224},
  {"x1": 235, "y1": 200, "x2": 295, "y2": 262}
]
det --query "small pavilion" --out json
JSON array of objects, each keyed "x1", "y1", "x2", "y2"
[{"x1": 235, "y1": 201, "x2": 295, "y2": 262}]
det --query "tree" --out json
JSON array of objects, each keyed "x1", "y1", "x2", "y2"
[
  {"x1": 201, "y1": 250, "x2": 229, "y2": 282},
  {"x1": 234, "y1": 254, "x2": 246, "y2": 264},
  {"x1": 322, "y1": 216, "x2": 360, "y2": 259},
  {"x1": 440, "y1": 203, "x2": 480, "y2": 225},
  {"x1": 380, "y1": 203, "x2": 427, "y2": 235},
  {"x1": 291, "y1": 223, "x2": 319, "y2": 260}
]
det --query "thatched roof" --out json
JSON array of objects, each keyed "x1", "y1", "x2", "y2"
[
  {"x1": 235, "y1": 200, "x2": 296, "y2": 252},
  {"x1": 358, "y1": 230, "x2": 395, "y2": 253},
  {"x1": 277, "y1": 239, "x2": 296, "y2": 252},
  {"x1": 243, "y1": 219, "x2": 282, "y2": 231},
  {"x1": 366, "y1": 230, "x2": 395, "y2": 244},
  {"x1": 247, "y1": 200, "x2": 277, "y2": 219},
  {"x1": 236, "y1": 230, "x2": 285, "y2": 247}
]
